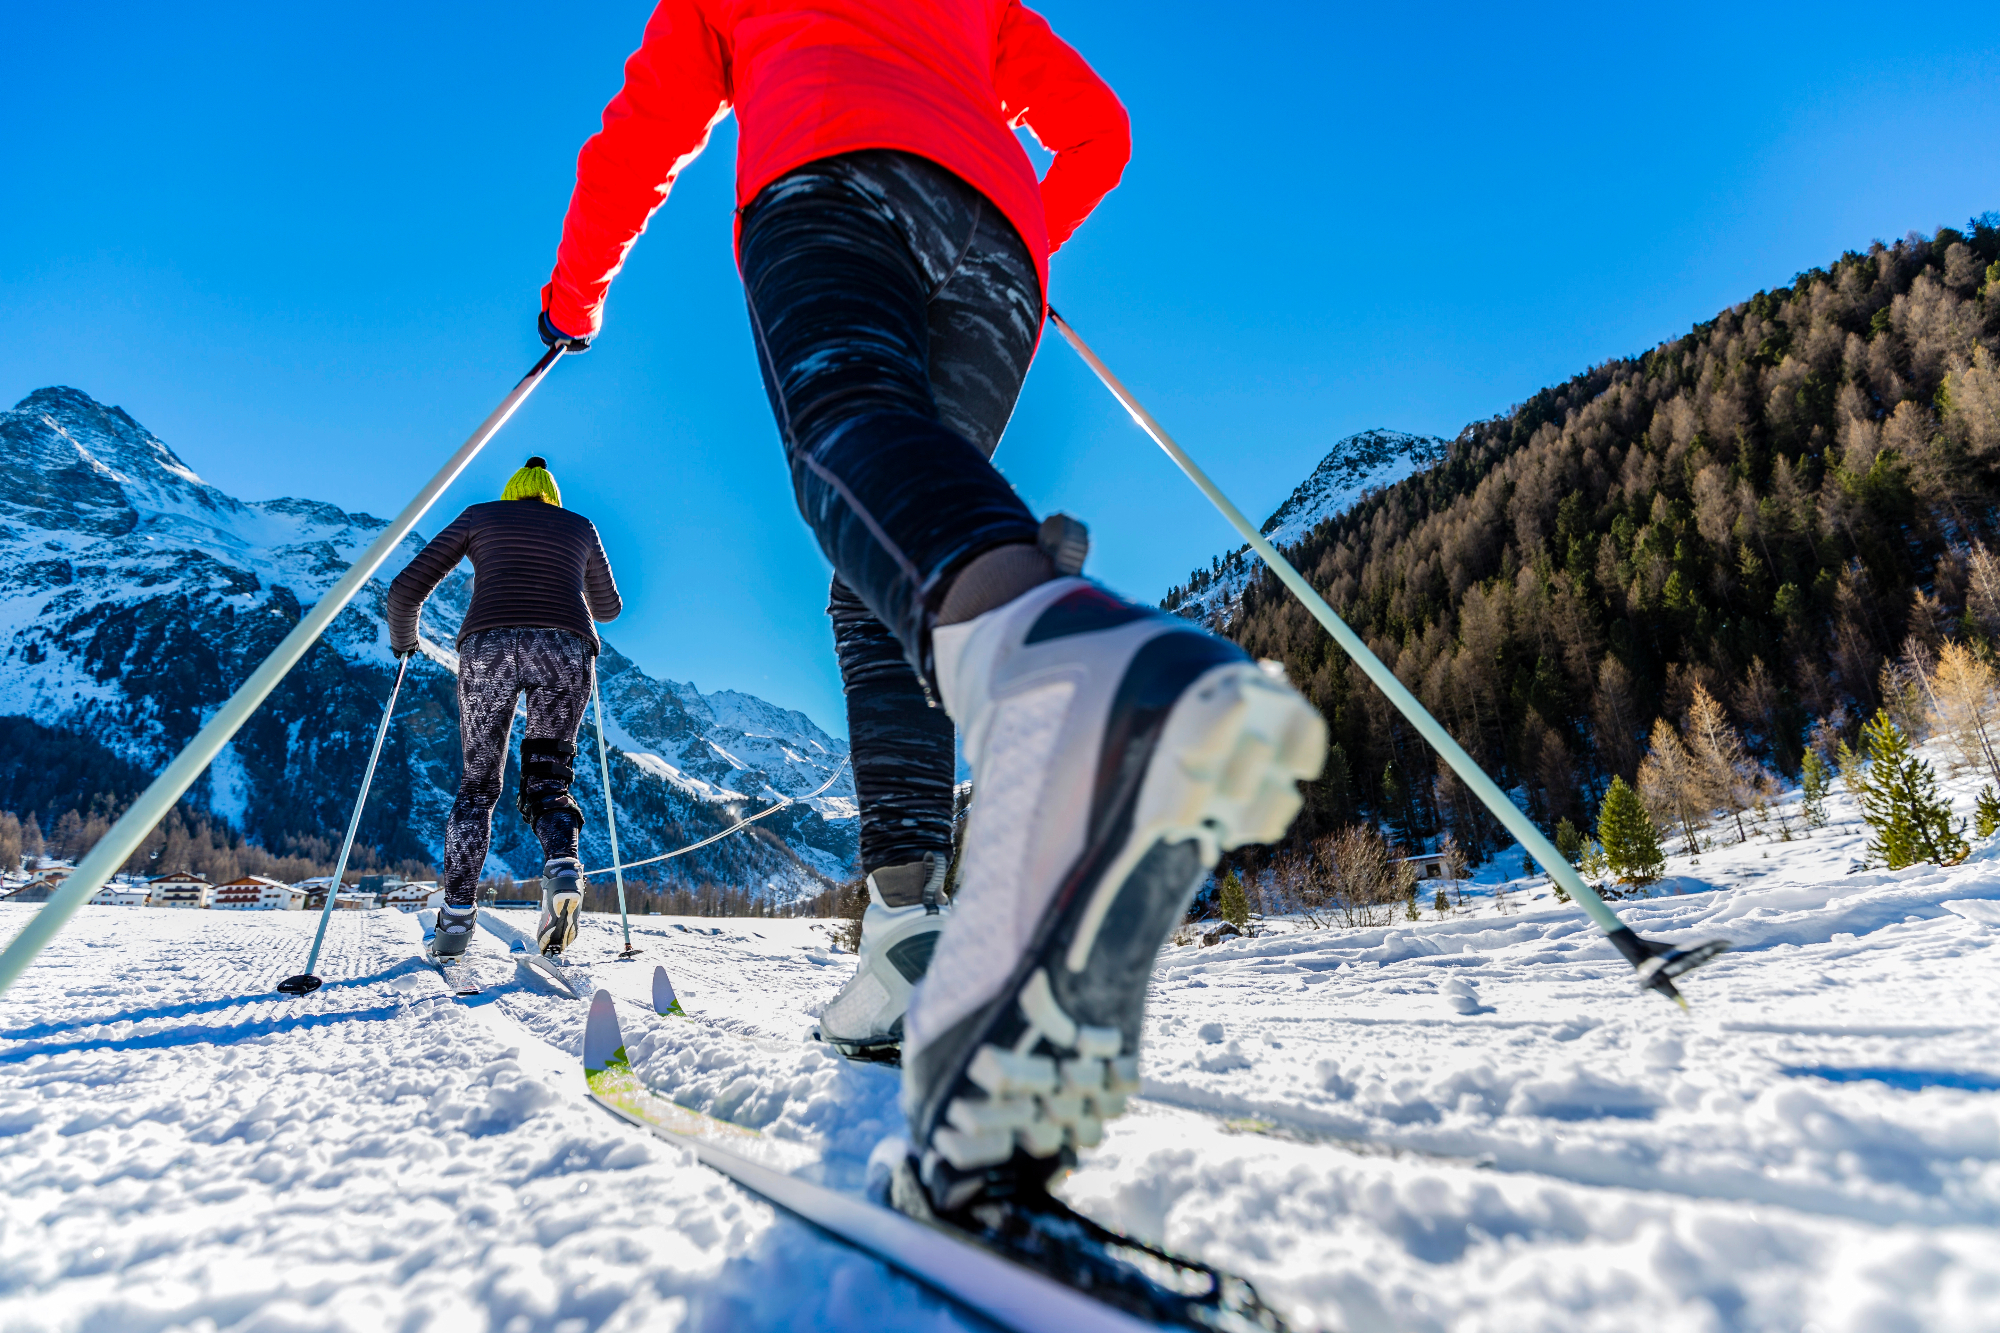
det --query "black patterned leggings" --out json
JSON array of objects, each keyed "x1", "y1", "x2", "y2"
[
  {"x1": 742, "y1": 150, "x2": 1040, "y2": 875},
  {"x1": 443, "y1": 627, "x2": 593, "y2": 907}
]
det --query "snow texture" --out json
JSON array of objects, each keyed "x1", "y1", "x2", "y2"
[{"x1": 5, "y1": 791, "x2": 1998, "y2": 1330}]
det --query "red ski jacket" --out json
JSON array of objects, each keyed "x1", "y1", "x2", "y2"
[{"x1": 542, "y1": 0, "x2": 1130, "y2": 340}]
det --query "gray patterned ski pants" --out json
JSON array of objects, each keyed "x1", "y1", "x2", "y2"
[{"x1": 443, "y1": 628, "x2": 594, "y2": 907}]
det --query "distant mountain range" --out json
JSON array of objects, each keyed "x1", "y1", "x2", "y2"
[
  {"x1": 0, "y1": 386, "x2": 855, "y2": 899},
  {"x1": 1160, "y1": 428, "x2": 1446, "y2": 626}
]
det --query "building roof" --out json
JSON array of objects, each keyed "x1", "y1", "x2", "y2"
[
  {"x1": 148, "y1": 872, "x2": 212, "y2": 885},
  {"x1": 215, "y1": 875, "x2": 289, "y2": 888}
]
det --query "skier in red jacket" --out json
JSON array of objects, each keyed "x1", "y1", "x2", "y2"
[{"x1": 542, "y1": 0, "x2": 1324, "y2": 1219}]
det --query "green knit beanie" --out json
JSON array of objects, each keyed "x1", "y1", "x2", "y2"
[{"x1": 502, "y1": 456, "x2": 562, "y2": 506}]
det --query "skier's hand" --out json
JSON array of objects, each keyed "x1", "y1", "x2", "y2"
[{"x1": 538, "y1": 310, "x2": 592, "y2": 354}]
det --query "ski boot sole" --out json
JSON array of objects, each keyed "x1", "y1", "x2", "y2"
[
  {"x1": 538, "y1": 888, "x2": 582, "y2": 957},
  {"x1": 910, "y1": 658, "x2": 1324, "y2": 1212}
]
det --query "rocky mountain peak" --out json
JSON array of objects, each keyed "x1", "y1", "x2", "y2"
[{"x1": 0, "y1": 387, "x2": 856, "y2": 898}]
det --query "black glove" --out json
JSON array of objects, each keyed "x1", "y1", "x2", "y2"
[{"x1": 538, "y1": 310, "x2": 592, "y2": 353}]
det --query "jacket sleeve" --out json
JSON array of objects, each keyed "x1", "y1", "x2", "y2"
[
  {"x1": 385, "y1": 514, "x2": 472, "y2": 655},
  {"x1": 583, "y1": 524, "x2": 624, "y2": 624},
  {"x1": 994, "y1": 2, "x2": 1131, "y2": 254},
  {"x1": 542, "y1": 0, "x2": 734, "y2": 339}
]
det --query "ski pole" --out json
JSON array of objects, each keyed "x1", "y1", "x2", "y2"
[
  {"x1": 1046, "y1": 309, "x2": 1727, "y2": 1006},
  {"x1": 0, "y1": 346, "x2": 568, "y2": 1002},
  {"x1": 278, "y1": 654, "x2": 410, "y2": 994},
  {"x1": 591, "y1": 673, "x2": 637, "y2": 957}
]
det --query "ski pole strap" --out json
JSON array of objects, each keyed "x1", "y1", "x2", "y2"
[
  {"x1": 1044, "y1": 310, "x2": 1721, "y2": 987},
  {"x1": 0, "y1": 347, "x2": 566, "y2": 1001}
]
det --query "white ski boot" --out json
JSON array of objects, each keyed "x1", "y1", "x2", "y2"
[
  {"x1": 820, "y1": 853, "x2": 948, "y2": 1063},
  {"x1": 900, "y1": 578, "x2": 1325, "y2": 1213},
  {"x1": 537, "y1": 858, "x2": 583, "y2": 956}
]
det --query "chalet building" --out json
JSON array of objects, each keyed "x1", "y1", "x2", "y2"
[
  {"x1": 295, "y1": 877, "x2": 337, "y2": 911},
  {"x1": 3, "y1": 877, "x2": 62, "y2": 903},
  {"x1": 212, "y1": 876, "x2": 305, "y2": 911},
  {"x1": 148, "y1": 873, "x2": 212, "y2": 909},
  {"x1": 381, "y1": 881, "x2": 444, "y2": 912},
  {"x1": 91, "y1": 883, "x2": 152, "y2": 906},
  {"x1": 1395, "y1": 852, "x2": 1454, "y2": 881}
]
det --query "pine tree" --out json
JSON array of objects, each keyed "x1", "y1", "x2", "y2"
[
  {"x1": 1217, "y1": 867, "x2": 1250, "y2": 930},
  {"x1": 1555, "y1": 817, "x2": 1585, "y2": 865},
  {"x1": 1800, "y1": 749, "x2": 1833, "y2": 829},
  {"x1": 1855, "y1": 710, "x2": 1969, "y2": 869},
  {"x1": 1974, "y1": 784, "x2": 1998, "y2": 840},
  {"x1": 1432, "y1": 884, "x2": 1450, "y2": 915},
  {"x1": 1597, "y1": 776, "x2": 1666, "y2": 885}
]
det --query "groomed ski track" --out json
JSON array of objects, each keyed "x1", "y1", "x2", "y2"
[{"x1": 5, "y1": 782, "x2": 2000, "y2": 1333}]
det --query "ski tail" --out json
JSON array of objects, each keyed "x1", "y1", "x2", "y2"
[
  {"x1": 652, "y1": 965, "x2": 685, "y2": 1016},
  {"x1": 584, "y1": 989, "x2": 629, "y2": 1083}
]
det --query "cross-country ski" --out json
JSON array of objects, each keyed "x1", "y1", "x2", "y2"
[{"x1": 6, "y1": 0, "x2": 2000, "y2": 1328}]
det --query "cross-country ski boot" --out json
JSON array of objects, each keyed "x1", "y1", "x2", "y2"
[
  {"x1": 819, "y1": 852, "x2": 949, "y2": 1064},
  {"x1": 900, "y1": 577, "x2": 1326, "y2": 1215},
  {"x1": 537, "y1": 858, "x2": 584, "y2": 956},
  {"x1": 428, "y1": 903, "x2": 477, "y2": 957}
]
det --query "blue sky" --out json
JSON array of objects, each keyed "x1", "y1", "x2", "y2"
[{"x1": 4, "y1": 2, "x2": 1997, "y2": 734}]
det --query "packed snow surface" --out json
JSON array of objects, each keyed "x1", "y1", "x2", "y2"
[{"x1": 4, "y1": 809, "x2": 1999, "y2": 1329}]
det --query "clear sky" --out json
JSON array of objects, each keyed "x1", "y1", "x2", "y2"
[{"x1": 4, "y1": 2, "x2": 1996, "y2": 735}]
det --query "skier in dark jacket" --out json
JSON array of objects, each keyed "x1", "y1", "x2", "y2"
[
  {"x1": 538, "y1": 0, "x2": 1324, "y2": 1219},
  {"x1": 386, "y1": 457, "x2": 623, "y2": 959}
]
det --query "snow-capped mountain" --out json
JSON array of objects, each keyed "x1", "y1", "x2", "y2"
[
  {"x1": 0, "y1": 386, "x2": 855, "y2": 897},
  {"x1": 1161, "y1": 428, "x2": 1446, "y2": 628}
]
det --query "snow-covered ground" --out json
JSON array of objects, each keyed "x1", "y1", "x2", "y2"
[{"x1": 4, "y1": 773, "x2": 1999, "y2": 1331}]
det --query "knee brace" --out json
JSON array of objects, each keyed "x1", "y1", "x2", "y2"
[{"x1": 517, "y1": 738, "x2": 583, "y2": 828}]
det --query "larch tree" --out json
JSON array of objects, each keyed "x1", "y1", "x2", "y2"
[
  {"x1": 1637, "y1": 718, "x2": 1705, "y2": 856},
  {"x1": 1928, "y1": 641, "x2": 2000, "y2": 786},
  {"x1": 1683, "y1": 684, "x2": 1764, "y2": 843}
]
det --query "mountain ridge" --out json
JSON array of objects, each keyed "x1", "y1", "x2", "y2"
[
  {"x1": 0, "y1": 386, "x2": 857, "y2": 899},
  {"x1": 1161, "y1": 427, "x2": 1447, "y2": 628}
]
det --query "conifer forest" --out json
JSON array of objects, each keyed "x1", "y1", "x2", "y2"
[{"x1": 1207, "y1": 218, "x2": 2000, "y2": 868}]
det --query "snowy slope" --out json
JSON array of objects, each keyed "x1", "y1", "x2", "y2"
[
  {"x1": 1163, "y1": 428, "x2": 1445, "y2": 630},
  {"x1": 4, "y1": 758, "x2": 1996, "y2": 1331},
  {"x1": 0, "y1": 386, "x2": 855, "y2": 894}
]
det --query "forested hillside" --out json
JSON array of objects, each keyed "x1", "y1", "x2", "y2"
[{"x1": 1221, "y1": 219, "x2": 2000, "y2": 865}]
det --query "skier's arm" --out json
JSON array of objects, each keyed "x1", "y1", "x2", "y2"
[
  {"x1": 583, "y1": 525, "x2": 624, "y2": 624},
  {"x1": 385, "y1": 515, "x2": 472, "y2": 655},
  {"x1": 542, "y1": 0, "x2": 733, "y2": 341},
  {"x1": 994, "y1": 2, "x2": 1131, "y2": 254}
]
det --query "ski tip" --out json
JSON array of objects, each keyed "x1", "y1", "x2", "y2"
[
  {"x1": 584, "y1": 989, "x2": 628, "y2": 1075},
  {"x1": 652, "y1": 965, "x2": 679, "y2": 1016}
]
